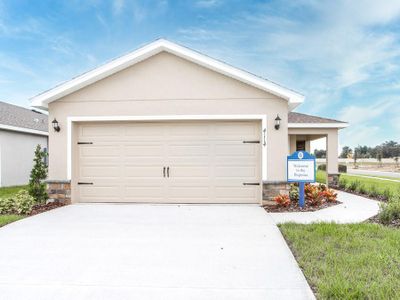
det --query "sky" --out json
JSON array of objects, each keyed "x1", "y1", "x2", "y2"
[{"x1": 0, "y1": 0, "x2": 399, "y2": 149}]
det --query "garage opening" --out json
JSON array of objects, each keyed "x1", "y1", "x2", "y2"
[{"x1": 74, "y1": 120, "x2": 262, "y2": 204}]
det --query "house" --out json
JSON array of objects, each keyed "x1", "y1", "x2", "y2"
[
  {"x1": 0, "y1": 101, "x2": 48, "y2": 187},
  {"x1": 31, "y1": 39, "x2": 347, "y2": 205}
]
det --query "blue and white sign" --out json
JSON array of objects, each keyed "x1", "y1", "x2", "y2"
[{"x1": 287, "y1": 151, "x2": 316, "y2": 183}]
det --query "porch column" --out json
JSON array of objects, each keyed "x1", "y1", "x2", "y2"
[{"x1": 326, "y1": 131, "x2": 339, "y2": 186}]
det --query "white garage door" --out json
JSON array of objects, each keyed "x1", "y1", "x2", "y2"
[{"x1": 76, "y1": 121, "x2": 261, "y2": 203}]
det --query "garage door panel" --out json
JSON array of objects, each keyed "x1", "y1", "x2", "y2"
[
  {"x1": 168, "y1": 166, "x2": 210, "y2": 178},
  {"x1": 215, "y1": 166, "x2": 258, "y2": 178},
  {"x1": 124, "y1": 166, "x2": 164, "y2": 178},
  {"x1": 76, "y1": 121, "x2": 261, "y2": 203},
  {"x1": 80, "y1": 145, "x2": 120, "y2": 157},
  {"x1": 80, "y1": 166, "x2": 120, "y2": 178},
  {"x1": 123, "y1": 144, "x2": 164, "y2": 157}
]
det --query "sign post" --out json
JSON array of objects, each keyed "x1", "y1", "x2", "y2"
[{"x1": 287, "y1": 151, "x2": 316, "y2": 208}]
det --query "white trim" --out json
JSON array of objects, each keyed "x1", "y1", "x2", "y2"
[
  {"x1": 67, "y1": 114, "x2": 268, "y2": 184},
  {"x1": 31, "y1": 39, "x2": 304, "y2": 110},
  {"x1": 288, "y1": 123, "x2": 348, "y2": 129},
  {"x1": 0, "y1": 124, "x2": 48, "y2": 136}
]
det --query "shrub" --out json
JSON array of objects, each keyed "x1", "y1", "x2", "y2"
[
  {"x1": 378, "y1": 195, "x2": 400, "y2": 224},
  {"x1": 317, "y1": 164, "x2": 347, "y2": 173},
  {"x1": 317, "y1": 183, "x2": 327, "y2": 192},
  {"x1": 347, "y1": 180, "x2": 361, "y2": 192},
  {"x1": 368, "y1": 185, "x2": 379, "y2": 198},
  {"x1": 382, "y1": 188, "x2": 392, "y2": 201},
  {"x1": 357, "y1": 184, "x2": 367, "y2": 195},
  {"x1": 307, "y1": 188, "x2": 324, "y2": 206},
  {"x1": 14, "y1": 190, "x2": 35, "y2": 215},
  {"x1": 274, "y1": 194, "x2": 291, "y2": 207},
  {"x1": 322, "y1": 189, "x2": 338, "y2": 202},
  {"x1": 28, "y1": 145, "x2": 48, "y2": 203},
  {"x1": 0, "y1": 197, "x2": 16, "y2": 214},
  {"x1": 289, "y1": 184, "x2": 299, "y2": 202},
  {"x1": 338, "y1": 177, "x2": 347, "y2": 189},
  {"x1": 338, "y1": 164, "x2": 347, "y2": 173}
]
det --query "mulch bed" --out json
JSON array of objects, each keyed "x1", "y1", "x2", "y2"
[
  {"x1": 367, "y1": 215, "x2": 400, "y2": 229},
  {"x1": 264, "y1": 200, "x2": 340, "y2": 213},
  {"x1": 29, "y1": 202, "x2": 66, "y2": 216}
]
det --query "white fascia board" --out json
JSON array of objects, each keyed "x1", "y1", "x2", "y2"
[
  {"x1": 0, "y1": 124, "x2": 49, "y2": 136},
  {"x1": 31, "y1": 39, "x2": 304, "y2": 110},
  {"x1": 288, "y1": 123, "x2": 349, "y2": 129}
]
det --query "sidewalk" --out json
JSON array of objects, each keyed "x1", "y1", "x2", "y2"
[{"x1": 270, "y1": 190, "x2": 380, "y2": 224}]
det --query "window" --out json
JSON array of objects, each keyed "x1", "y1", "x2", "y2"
[{"x1": 296, "y1": 140, "x2": 306, "y2": 151}]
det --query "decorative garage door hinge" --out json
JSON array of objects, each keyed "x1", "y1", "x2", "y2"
[
  {"x1": 242, "y1": 140, "x2": 260, "y2": 144},
  {"x1": 77, "y1": 182, "x2": 93, "y2": 185},
  {"x1": 242, "y1": 182, "x2": 260, "y2": 186},
  {"x1": 77, "y1": 142, "x2": 93, "y2": 145}
]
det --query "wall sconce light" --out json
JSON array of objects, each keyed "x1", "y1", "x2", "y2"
[
  {"x1": 274, "y1": 115, "x2": 281, "y2": 130},
  {"x1": 52, "y1": 118, "x2": 61, "y2": 132}
]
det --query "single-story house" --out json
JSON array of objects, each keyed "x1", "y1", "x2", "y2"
[
  {"x1": 31, "y1": 39, "x2": 347, "y2": 205},
  {"x1": 0, "y1": 101, "x2": 48, "y2": 187}
]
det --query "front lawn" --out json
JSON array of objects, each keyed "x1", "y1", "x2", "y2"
[
  {"x1": 0, "y1": 185, "x2": 28, "y2": 198},
  {"x1": 0, "y1": 214, "x2": 25, "y2": 227},
  {"x1": 317, "y1": 170, "x2": 400, "y2": 196},
  {"x1": 280, "y1": 223, "x2": 400, "y2": 299}
]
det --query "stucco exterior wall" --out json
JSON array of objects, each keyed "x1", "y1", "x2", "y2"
[
  {"x1": 48, "y1": 51, "x2": 290, "y2": 182},
  {"x1": 0, "y1": 130, "x2": 48, "y2": 187}
]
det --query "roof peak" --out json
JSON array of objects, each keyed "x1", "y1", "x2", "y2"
[{"x1": 31, "y1": 39, "x2": 304, "y2": 110}]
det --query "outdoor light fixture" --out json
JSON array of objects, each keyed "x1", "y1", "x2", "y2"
[
  {"x1": 52, "y1": 118, "x2": 60, "y2": 132},
  {"x1": 274, "y1": 114, "x2": 281, "y2": 130}
]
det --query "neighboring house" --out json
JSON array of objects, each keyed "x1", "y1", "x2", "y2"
[
  {"x1": 31, "y1": 39, "x2": 347, "y2": 205},
  {"x1": 0, "y1": 101, "x2": 48, "y2": 187}
]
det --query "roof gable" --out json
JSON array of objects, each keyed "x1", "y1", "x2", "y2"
[{"x1": 31, "y1": 39, "x2": 304, "y2": 110}]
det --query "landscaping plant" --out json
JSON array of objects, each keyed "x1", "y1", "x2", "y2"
[
  {"x1": 378, "y1": 194, "x2": 400, "y2": 225},
  {"x1": 289, "y1": 184, "x2": 299, "y2": 202},
  {"x1": 273, "y1": 194, "x2": 291, "y2": 207},
  {"x1": 14, "y1": 190, "x2": 35, "y2": 215},
  {"x1": 28, "y1": 145, "x2": 48, "y2": 203}
]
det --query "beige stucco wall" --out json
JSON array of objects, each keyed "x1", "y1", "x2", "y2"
[
  {"x1": 48, "y1": 51, "x2": 290, "y2": 182},
  {"x1": 0, "y1": 130, "x2": 48, "y2": 187}
]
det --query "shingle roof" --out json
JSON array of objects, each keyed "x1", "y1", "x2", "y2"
[
  {"x1": 0, "y1": 101, "x2": 48, "y2": 132},
  {"x1": 288, "y1": 112, "x2": 346, "y2": 124}
]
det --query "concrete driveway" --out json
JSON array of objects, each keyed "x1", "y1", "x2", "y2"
[{"x1": 0, "y1": 204, "x2": 314, "y2": 300}]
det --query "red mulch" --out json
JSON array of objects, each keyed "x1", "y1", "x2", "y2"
[
  {"x1": 264, "y1": 200, "x2": 340, "y2": 212},
  {"x1": 29, "y1": 202, "x2": 66, "y2": 216}
]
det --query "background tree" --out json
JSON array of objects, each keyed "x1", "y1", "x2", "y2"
[
  {"x1": 376, "y1": 151, "x2": 383, "y2": 168},
  {"x1": 28, "y1": 145, "x2": 48, "y2": 203},
  {"x1": 313, "y1": 149, "x2": 326, "y2": 158},
  {"x1": 340, "y1": 146, "x2": 353, "y2": 158}
]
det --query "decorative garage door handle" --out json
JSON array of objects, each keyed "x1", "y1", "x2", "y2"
[
  {"x1": 167, "y1": 167, "x2": 170, "y2": 178},
  {"x1": 242, "y1": 140, "x2": 260, "y2": 144},
  {"x1": 243, "y1": 182, "x2": 260, "y2": 186},
  {"x1": 163, "y1": 167, "x2": 166, "y2": 177},
  {"x1": 78, "y1": 182, "x2": 93, "y2": 185},
  {"x1": 77, "y1": 142, "x2": 93, "y2": 145}
]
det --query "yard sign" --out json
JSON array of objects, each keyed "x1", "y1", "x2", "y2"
[{"x1": 287, "y1": 151, "x2": 316, "y2": 208}]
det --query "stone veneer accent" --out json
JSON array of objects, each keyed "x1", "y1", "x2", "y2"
[
  {"x1": 327, "y1": 173, "x2": 340, "y2": 187},
  {"x1": 46, "y1": 180, "x2": 71, "y2": 204},
  {"x1": 262, "y1": 181, "x2": 290, "y2": 206}
]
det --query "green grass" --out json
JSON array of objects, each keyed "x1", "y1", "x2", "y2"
[
  {"x1": 280, "y1": 223, "x2": 400, "y2": 299},
  {"x1": 0, "y1": 185, "x2": 28, "y2": 198},
  {"x1": 0, "y1": 214, "x2": 25, "y2": 227},
  {"x1": 317, "y1": 170, "x2": 400, "y2": 195}
]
